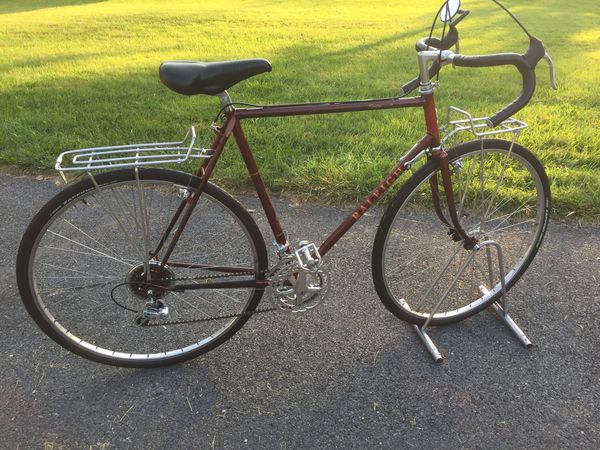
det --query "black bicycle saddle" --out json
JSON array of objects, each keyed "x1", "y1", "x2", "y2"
[{"x1": 159, "y1": 59, "x2": 272, "y2": 96}]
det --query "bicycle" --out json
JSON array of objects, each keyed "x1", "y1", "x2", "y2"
[{"x1": 16, "y1": 0, "x2": 557, "y2": 367}]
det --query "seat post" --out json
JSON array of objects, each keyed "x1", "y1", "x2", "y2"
[{"x1": 217, "y1": 91, "x2": 233, "y2": 112}]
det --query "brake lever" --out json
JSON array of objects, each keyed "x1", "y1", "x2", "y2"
[
  {"x1": 449, "y1": 9, "x2": 470, "y2": 27},
  {"x1": 542, "y1": 45, "x2": 558, "y2": 90}
]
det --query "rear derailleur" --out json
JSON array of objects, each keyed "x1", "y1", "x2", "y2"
[{"x1": 134, "y1": 288, "x2": 170, "y2": 325}]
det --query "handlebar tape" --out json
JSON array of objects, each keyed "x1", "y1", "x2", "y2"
[
  {"x1": 415, "y1": 26, "x2": 459, "y2": 52},
  {"x1": 452, "y1": 36, "x2": 546, "y2": 126},
  {"x1": 400, "y1": 77, "x2": 420, "y2": 96}
]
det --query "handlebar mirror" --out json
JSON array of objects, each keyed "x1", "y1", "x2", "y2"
[{"x1": 440, "y1": 0, "x2": 461, "y2": 23}]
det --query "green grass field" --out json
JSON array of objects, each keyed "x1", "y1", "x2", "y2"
[{"x1": 1, "y1": 0, "x2": 599, "y2": 219}]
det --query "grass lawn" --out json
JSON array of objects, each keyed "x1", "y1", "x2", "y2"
[{"x1": 1, "y1": 0, "x2": 599, "y2": 220}]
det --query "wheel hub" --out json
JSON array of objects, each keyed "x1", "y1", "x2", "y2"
[{"x1": 126, "y1": 261, "x2": 175, "y2": 300}]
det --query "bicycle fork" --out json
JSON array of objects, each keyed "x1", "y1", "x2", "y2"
[{"x1": 428, "y1": 146, "x2": 477, "y2": 250}]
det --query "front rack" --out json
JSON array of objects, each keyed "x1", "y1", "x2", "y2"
[
  {"x1": 55, "y1": 126, "x2": 213, "y2": 175},
  {"x1": 441, "y1": 106, "x2": 528, "y2": 144}
]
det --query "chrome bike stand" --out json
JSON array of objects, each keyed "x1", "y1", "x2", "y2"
[{"x1": 409, "y1": 240, "x2": 532, "y2": 362}]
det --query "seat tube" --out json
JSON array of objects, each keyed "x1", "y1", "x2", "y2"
[{"x1": 232, "y1": 121, "x2": 288, "y2": 246}]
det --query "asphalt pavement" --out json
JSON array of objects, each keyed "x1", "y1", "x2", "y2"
[{"x1": 1, "y1": 172, "x2": 599, "y2": 449}]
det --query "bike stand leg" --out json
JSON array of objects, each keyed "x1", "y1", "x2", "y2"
[
  {"x1": 480, "y1": 241, "x2": 532, "y2": 348},
  {"x1": 491, "y1": 302, "x2": 532, "y2": 347},
  {"x1": 400, "y1": 298, "x2": 444, "y2": 362},
  {"x1": 412, "y1": 324, "x2": 444, "y2": 362},
  {"x1": 479, "y1": 286, "x2": 532, "y2": 347},
  {"x1": 400, "y1": 299, "x2": 444, "y2": 362}
]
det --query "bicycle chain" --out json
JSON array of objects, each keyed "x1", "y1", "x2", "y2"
[
  {"x1": 142, "y1": 305, "x2": 276, "y2": 327},
  {"x1": 140, "y1": 268, "x2": 276, "y2": 327}
]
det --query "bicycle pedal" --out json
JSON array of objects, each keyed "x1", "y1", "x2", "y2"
[{"x1": 295, "y1": 241, "x2": 322, "y2": 271}]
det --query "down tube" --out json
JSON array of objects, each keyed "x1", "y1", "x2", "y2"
[{"x1": 318, "y1": 134, "x2": 435, "y2": 256}]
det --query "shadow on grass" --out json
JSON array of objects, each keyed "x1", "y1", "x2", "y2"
[{"x1": 0, "y1": 0, "x2": 105, "y2": 14}]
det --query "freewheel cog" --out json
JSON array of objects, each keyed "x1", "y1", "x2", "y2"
[{"x1": 126, "y1": 262, "x2": 175, "y2": 300}]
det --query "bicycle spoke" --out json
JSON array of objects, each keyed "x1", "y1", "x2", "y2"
[
  {"x1": 171, "y1": 291, "x2": 222, "y2": 324},
  {"x1": 422, "y1": 246, "x2": 479, "y2": 328},
  {"x1": 88, "y1": 174, "x2": 146, "y2": 261},
  {"x1": 457, "y1": 155, "x2": 476, "y2": 219},
  {"x1": 479, "y1": 143, "x2": 485, "y2": 216},
  {"x1": 483, "y1": 141, "x2": 515, "y2": 221},
  {"x1": 62, "y1": 217, "x2": 125, "y2": 262},
  {"x1": 38, "y1": 280, "x2": 116, "y2": 296},
  {"x1": 134, "y1": 168, "x2": 151, "y2": 281},
  {"x1": 40, "y1": 262, "x2": 118, "y2": 279},
  {"x1": 213, "y1": 289, "x2": 243, "y2": 304},
  {"x1": 43, "y1": 232, "x2": 135, "y2": 267},
  {"x1": 489, "y1": 219, "x2": 536, "y2": 234},
  {"x1": 414, "y1": 243, "x2": 463, "y2": 311},
  {"x1": 479, "y1": 201, "x2": 535, "y2": 233}
]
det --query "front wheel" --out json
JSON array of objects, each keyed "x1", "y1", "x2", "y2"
[
  {"x1": 17, "y1": 168, "x2": 268, "y2": 367},
  {"x1": 372, "y1": 139, "x2": 550, "y2": 326}
]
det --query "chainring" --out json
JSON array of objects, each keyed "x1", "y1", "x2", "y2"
[{"x1": 269, "y1": 255, "x2": 329, "y2": 313}]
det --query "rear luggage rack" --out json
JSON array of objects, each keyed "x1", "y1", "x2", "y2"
[{"x1": 55, "y1": 126, "x2": 212, "y2": 175}]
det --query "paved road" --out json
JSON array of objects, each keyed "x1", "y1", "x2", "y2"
[{"x1": 1, "y1": 173, "x2": 599, "y2": 449}]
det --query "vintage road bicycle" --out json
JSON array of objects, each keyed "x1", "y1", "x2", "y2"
[{"x1": 17, "y1": 0, "x2": 557, "y2": 367}]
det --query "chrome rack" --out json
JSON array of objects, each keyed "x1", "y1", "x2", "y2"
[
  {"x1": 441, "y1": 106, "x2": 528, "y2": 144},
  {"x1": 55, "y1": 126, "x2": 213, "y2": 178}
]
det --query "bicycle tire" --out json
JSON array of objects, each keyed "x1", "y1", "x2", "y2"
[
  {"x1": 17, "y1": 168, "x2": 268, "y2": 367},
  {"x1": 372, "y1": 139, "x2": 550, "y2": 326}
]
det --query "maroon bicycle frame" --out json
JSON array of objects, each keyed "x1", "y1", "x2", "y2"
[{"x1": 159, "y1": 92, "x2": 468, "y2": 290}]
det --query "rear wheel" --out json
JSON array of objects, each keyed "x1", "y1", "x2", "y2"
[
  {"x1": 372, "y1": 139, "x2": 550, "y2": 325},
  {"x1": 17, "y1": 168, "x2": 268, "y2": 367}
]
